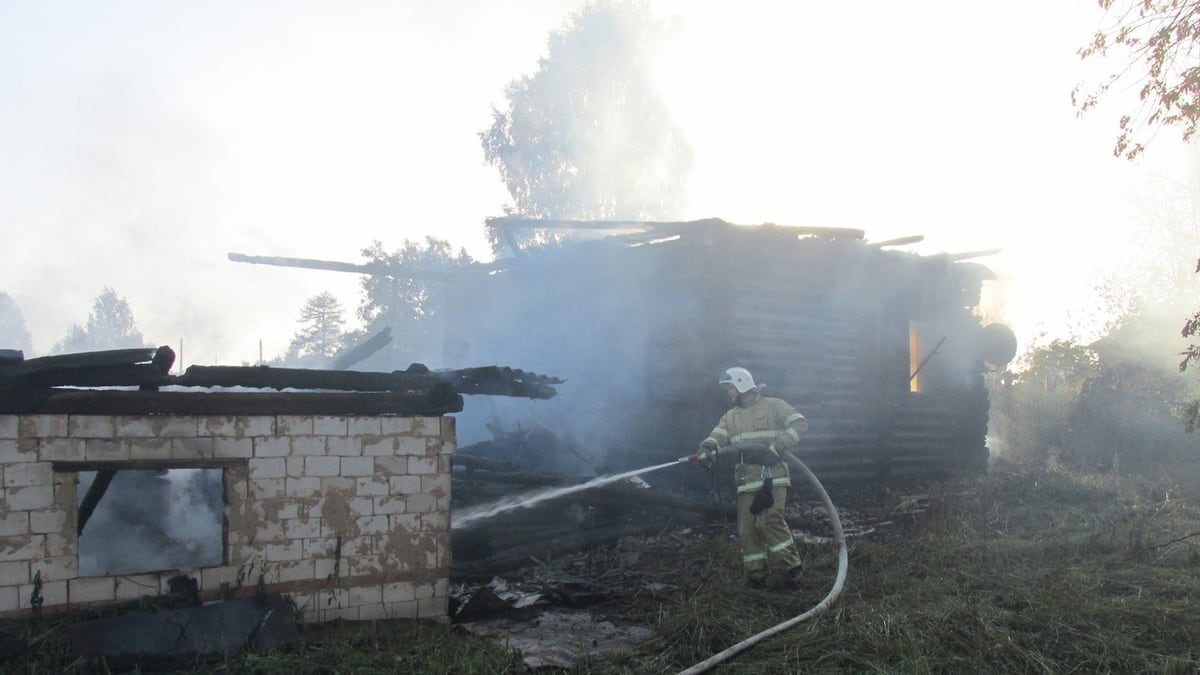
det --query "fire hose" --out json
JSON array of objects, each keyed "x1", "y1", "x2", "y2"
[{"x1": 674, "y1": 443, "x2": 849, "y2": 674}]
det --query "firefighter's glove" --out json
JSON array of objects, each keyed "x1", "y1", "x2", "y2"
[
  {"x1": 697, "y1": 443, "x2": 717, "y2": 469},
  {"x1": 773, "y1": 434, "x2": 793, "y2": 452}
]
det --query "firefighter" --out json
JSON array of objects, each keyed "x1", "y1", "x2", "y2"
[{"x1": 697, "y1": 367, "x2": 808, "y2": 588}]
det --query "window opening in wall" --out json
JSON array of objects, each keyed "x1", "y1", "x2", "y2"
[
  {"x1": 76, "y1": 468, "x2": 224, "y2": 576},
  {"x1": 909, "y1": 322, "x2": 923, "y2": 392},
  {"x1": 908, "y1": 322, "x2": 947, "y2": 394}
]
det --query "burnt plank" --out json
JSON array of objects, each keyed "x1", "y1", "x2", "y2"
[
  {"x1": 0, "y1": 348, "x2": 159, "y2": 375},
  {"x1": 177, "y1": 364, "x2": 561, "y2": 399},
  {"x1": 4, "y1": 363, "x2": 173, "y2": 389},
  {"x1": 12, "y1": 388, "x2": 463, "y2": 416},
  {"x1": 177, "y1": 364, "x2": 443, "y2": 392}
]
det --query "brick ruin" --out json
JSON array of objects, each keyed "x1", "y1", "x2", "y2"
[
  {"x1": 0, "y1": 349, "x2": 563, "y2": 624},
  {"x1": 0, "y1": 411, "x2": 454, "y2": 623}
]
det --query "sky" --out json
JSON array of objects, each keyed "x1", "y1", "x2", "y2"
[{"x1": 0, "y1": 0, "x2": 1193, "y2": 366}]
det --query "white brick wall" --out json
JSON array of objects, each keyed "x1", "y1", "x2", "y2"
[{"x1": 0, "y1": 412, "x2": 455, "y2": 623}]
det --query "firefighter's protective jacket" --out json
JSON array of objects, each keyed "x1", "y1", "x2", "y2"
[{"x1": 701, "y1": 391, "x2": 808, "y2": 493}]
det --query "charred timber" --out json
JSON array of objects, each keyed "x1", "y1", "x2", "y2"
[
  {"x1": 451, "y1": 483, "x2": 712, "y2": 580},
  {"x1": 452, "y1": 454, "x2": 519, "y2": 473},
  {"x1": 13, "y1": 388, "x2": 463, "y2": 416},
  {"x1": 77, "y1": 469, "x2": 116, "y2": 535},
  {"x1": 0, "y1": 353, "x2": 560, "y2": 413},
  {"x1": 330, "y1": 327, "x2": 393, "y2": 370},
  {"x1": 0, "y1": 346, "x2": 176, "y2": 393},
  {"x1": 226, "y1": 252, "x2": 455, "y2": 281},
  {"x1": 176, "y1": 364, "x2": 560, "y2": 399},
  {"x1": 0, "y1": 346, "x2": 171, "y2": 377},
  {"x1": 3, "y1": 364, "x2": 172, "y2": 390}
]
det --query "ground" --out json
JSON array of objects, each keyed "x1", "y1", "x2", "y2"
[
  {"x1": 444, "y1": 460, "x2": 1200, "y2": 672},
  {"x1": 447, "y1": 482, "x2": 911, "y2": 670},
  {"x1": 11, "y1": 461, "x2": 1200, "y2": 672}
]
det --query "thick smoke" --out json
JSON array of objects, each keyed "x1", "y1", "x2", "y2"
[
  {"x1": 0, "y1": 292, "x2": 33, "y2": 355},
  {"x1": 77, "y1": 468, "x2": 223, "y2": 576},
  {"x1": 448, "y1": 239, "x2": 668, "y2": 475}
]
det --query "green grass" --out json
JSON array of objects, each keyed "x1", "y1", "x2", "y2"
[
  {"x1": 589, "y1": 469, "x2": 1200, "y2": 673},
  {"x1": 9, "y1": 466, "x2": 1200, "y2": 673}
]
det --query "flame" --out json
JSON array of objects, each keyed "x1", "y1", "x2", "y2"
[{"x1": 909, "y1": 323, "x2": 921, "y2": 393}]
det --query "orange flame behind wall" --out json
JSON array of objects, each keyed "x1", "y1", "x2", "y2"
[{"x1": 909, "y1": 322, "x2": 921, "y2": 393}]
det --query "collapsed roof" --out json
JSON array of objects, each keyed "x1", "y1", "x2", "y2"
[{"x1": 0, "y1": 346, "x2": 563, "y2": 416}]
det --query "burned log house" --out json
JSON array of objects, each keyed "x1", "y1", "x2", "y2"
[
  {"x1": 0, "y1": 346, "x2": 560, "y2": 623},
  {"x1": 234, "y1": 219, "x2": 1014, "y2": 483},
  {"x1": 229, "y1": 219, "x2": 1015, "y2": 578},
  {"x1": 225, "y1": 218, "x2": 1012, "y2": 576}
]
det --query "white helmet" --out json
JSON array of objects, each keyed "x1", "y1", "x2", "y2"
[{"x1": 719, "y1": 367, "x2": 757, "y2": 394}]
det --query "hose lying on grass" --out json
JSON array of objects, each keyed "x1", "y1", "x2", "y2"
[{"x1": 678, "y1": 447, "x2": 849, "y2": 675}]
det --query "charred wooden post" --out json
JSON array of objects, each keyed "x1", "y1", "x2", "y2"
[
  {"x1": 77, "y1": 469, "x2": 116, "y2": 536},
  {"x1": 330, "y1": 327, "x2": 393, "y2": 370}
]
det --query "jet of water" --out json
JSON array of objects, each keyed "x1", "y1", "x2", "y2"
[{"x1": 453, "y1": 460, "x2": 680, "y2": 528}]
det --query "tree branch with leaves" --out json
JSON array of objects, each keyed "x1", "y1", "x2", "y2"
[
  {"x1": 1078, "y1": 1, "x2": 1200, "y2": 431},
  {"x1": 1074, "y1": 0, "x2": 1200, "y2": 159}
]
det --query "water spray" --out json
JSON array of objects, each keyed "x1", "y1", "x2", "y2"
[
  {"x1": 453, "y1": 460, "x2": 681, "y2": 529},
  {"x1": 451, "y1": 442, "x2": 848, "y2": 673},
  {"x1": 454, "y1": 444, "x2": 742, "y2": 528}
]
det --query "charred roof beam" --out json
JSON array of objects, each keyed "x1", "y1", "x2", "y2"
[{"x1": 226, "y1": 252, "x2": 454, "y2": 281}]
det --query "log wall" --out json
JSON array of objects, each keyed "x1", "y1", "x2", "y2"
[{"x1": 447, "y1": 221, "x2": 995, "y2": 481}]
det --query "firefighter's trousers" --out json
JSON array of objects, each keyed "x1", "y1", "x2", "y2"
[{"x1": 736, "y1": 485, "x2": 803, "y2": 581}]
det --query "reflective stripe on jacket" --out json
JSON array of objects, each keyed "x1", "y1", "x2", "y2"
[{"x1": 701, "y1": 391, "x2": 808, "y2": 493}]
